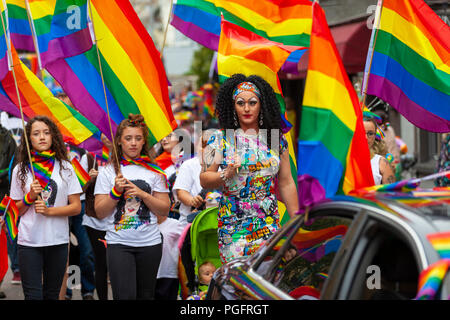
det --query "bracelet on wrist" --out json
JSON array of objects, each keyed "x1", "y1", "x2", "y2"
[
  {"x1": 110, "y1": 186, "x2": 123, "y2": 201},
  {"x1": 23, "y1": 193, "x2": 35, "y2": 206}
]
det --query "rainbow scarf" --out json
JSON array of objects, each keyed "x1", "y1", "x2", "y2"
[
  {"x1": 29, "y1": 150, "x2": 56, "y2": 189},
  {"x1": 121, "y1": 156, "x2": 168, "y2": 188},
  {"x1": 0, "y1": 195, "x2": 19, "y2": 242}
]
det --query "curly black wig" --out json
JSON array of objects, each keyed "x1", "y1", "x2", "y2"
[{"x1": 215, "y1": 74, "x2": 283, "y2": 150}]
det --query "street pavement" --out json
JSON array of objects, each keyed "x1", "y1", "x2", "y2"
[{"x1": 0, "y1": 258, "x2": 112, "y2": 300}]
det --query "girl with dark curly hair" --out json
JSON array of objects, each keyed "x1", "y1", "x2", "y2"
[
  {"x1": 200, "y1": 74, "x2": 298, "y2": 263},
  {"x1": 94, "y1": 114, "x2": 170, "y2": 299},
  {"x1": 10, "y1": 116, "x2": 82, "y2": 299}
]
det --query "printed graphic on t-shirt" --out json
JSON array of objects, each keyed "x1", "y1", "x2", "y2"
[
  {"x1": 114, "y1": 179, "x2": 152, "y2": 231},
  {"x1": 41, "y1": 179, "x2": 57, "y2": 207}
]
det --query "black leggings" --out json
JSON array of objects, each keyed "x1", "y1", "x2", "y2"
[
  {"x1": 107, "y1": 243, "x2": 162, "y2": 300},
  {"x1": 85, "y1": 226, "x2": 108, "y2": 300},
  {"x1": 18, "y1": 244, "x2": 68, "y2": 300}
]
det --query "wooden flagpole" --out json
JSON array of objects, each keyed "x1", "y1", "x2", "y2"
[
  {"x1": 0, "y1": 3, "x2": 36, "y2": 181},
  {"x1": 87, "y1": 0, "x2": 120, "y2": 172},
  {"x1": 361, "y1": 0, "x2": 384, "y2": 110},
  {"x1": 160, "y1": 0, "x2": 174, "y2": 59},
  {"x1": 24, "y1": 0, "x2": 43, "y2": 78}
]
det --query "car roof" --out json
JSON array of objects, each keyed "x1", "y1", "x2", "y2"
[{"x1": 326, "y1": 190, "x2": 450, "y2": 233}]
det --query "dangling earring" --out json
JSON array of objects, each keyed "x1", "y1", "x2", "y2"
[
  {"x1": 233, "y1": 112, "x2": 239, "y2": 127},
  {"x1": 259, "y1": 113, "x2": 264, "y2": 126}
]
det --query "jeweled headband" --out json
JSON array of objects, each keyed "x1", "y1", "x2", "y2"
[{"x1": 232, "y1": 82, "x2": 261, "y2": 101}]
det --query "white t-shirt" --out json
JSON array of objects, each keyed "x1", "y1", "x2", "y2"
[
  {"x1": 157, "y1": 217, "x2": 185, "y2": 279},
  {"x1": 172, "y1": 157, "x2": 202, "y2": 225},
  {"x1": 82, "y1": 166, "x2": 109, "y2": 231},
  {"x1": 10, "y1": 160, "x2": 82, "y2": 247},
  {"x1": 371, "y1": 154, "x2": 383, "y2": 185},
  {"x1": 94, "y1": 163, "x2": 169, "y2": 247}
]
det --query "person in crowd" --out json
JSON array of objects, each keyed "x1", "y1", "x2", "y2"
[
  {"x1": 373, "y1": 108, "x2": 400, "y2": 166},
  {"x1": 64, "y1": 145, "x2": 96, "y2": 300},
  {"x1": 173, "y1": 130, "x2": 216, "y2": 225},
  {"x1": 363, "y1": 116, "x2": 395, "y2": 185},
  {"x1": 155, "y1": 214, "x2": 185, "y2": 300},
  {"x1": 0, "y1": 124, "x2": 18, "y2": 296},
  {"x1": 94, "y1": 114, "x2": 170, "y2": 300},
  {"x1": 10, "y1": 116, "x2": 82, "y2": 300},
  {"x1": 200, "y1": 74, "x2": 299, "y2": 264},
  {"x1": 82, "y1": 150, "x2": 110, "y2": 300}
]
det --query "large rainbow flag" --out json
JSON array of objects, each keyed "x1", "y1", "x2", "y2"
[
  {"x1": 5, "y1": 0, "x2": 92, "y2": 68},
  {"x1": 298, "y1": 2, "x2": 374, "y2": 199},
  {"x1": 217, "y1": 18, "x2": 301, "y2": 224},
  {"x1": 44, "y1": 0, "x2": 177, "y2": 144},
  {"x1": 0, "y1": 44, "x2": 100, "y2": 146},
  {"x1": 364, "y1": 0, "x2": 450, "y2": 132},
  {"x1": 171, "y1": 0, "x2": 313, "y2": 74}
]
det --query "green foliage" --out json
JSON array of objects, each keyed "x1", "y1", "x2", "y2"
[{"x1": 186, "y1": 46, "x2": 214, "y2": 87}]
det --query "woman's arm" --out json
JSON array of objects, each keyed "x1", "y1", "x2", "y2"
[
  {"x1": 94, "y1": 194, "x2": 118, "y2": 219},
  {"x1": 35, "y1": 193, "x2": 82, "y2": 217},
  {"x1": 277, "y1": 149, "x2": 299, "y2": 219},
  {"x1": 176, "y1": 189, "x2": 204, "y2": 208},
  {"x1": 142, "y1": 191, "x2": 170, "y2": 217},
  {"x1": 94, "y1": 173, "x2": 128, "y2": 219},
  {"x1": 380, "y1": 157, "x2": 395, "y2": 184}
]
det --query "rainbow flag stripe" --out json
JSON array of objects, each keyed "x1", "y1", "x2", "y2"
[
  {"x1": 70, "y1": 157, "x2": 90, "y2": 187},
  {"x1": 0, "y1": 195, "x2": 19, "y2": 242},
  {"x1": 45, "y1": 0, "x2": 177, "y2": 145},
  {"x1": 102, "y1": 145, "x2": 109, "y2": 161},
  {"x1": 0, "y1": 41, "x2": 100, "y2": 146},
  {"x1": 7, "y1": 0, "x2": 92, "y2": 67},
  {"x1": 427, "y1": 232, "x2": 450, "y2": 259},
  {"x1": 365, "y1": 0, "x2": 450, "y2": 132},
  {"x1": 171, "y1": 0, "x2": 313, "y2": 74},
  {"x1": 415, "y1": 259, "x2": 450, "y2": 300},
  {"x1": 298, "y1": 2, "x2": 374, "y2": 198}
]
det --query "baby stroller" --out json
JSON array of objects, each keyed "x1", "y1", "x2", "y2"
[{"x1": 178, "y1": 206, "x2": 222, "y2": 299}]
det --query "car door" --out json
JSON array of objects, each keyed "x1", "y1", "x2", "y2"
[
  {"x1": 331, "y1": 209, "x2": 427, "y2": 300},
  {"x1": 249, "y1": 204, "x2": 368, "y2": 300}
]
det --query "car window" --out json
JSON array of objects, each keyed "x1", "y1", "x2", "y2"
[
  {"x1": 254, "y1": 215, "x2": 352, "y2": 299},
  {"x1": 346, "y1": 223, "x2": 420, "y2": 300}
]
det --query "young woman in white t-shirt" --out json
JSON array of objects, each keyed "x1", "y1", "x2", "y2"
[
  {"x1": 94, "y1": 114, "x2": 170, "y2": 300},
  {"x1": 10, "y1": 116, "x2": 82, "y2": 300}
]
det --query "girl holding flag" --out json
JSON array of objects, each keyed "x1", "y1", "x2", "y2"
[
  {"x1": 94, "y1": 114, "x2": 170, "y2": 300},
  {"x1": 10, "y1": 116, "x2": 82, "y2": 300}
]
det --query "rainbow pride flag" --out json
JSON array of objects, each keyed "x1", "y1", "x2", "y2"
[
  {"x1": 427, "y1": 232, "x2": 450, "y2": 259},
  {"x1": 171, "y1": 0, "x2": 313, "y2": 74},
  {"x1": 415, "y1": 259, "x2": 450, "y2": 300},
  {"x1": 364, "y1": 0, "x2": 450, "y2": 132},
  {"x1": 0, "y1": 195, "x2": 19, "y2": 242},
  {"x1": 70, "y1": 157, "x2": 91, "y2": 188},
  {"x1": 45, "y1": 0, "x2": 177, "y2": 145},
  {"x1": 298, "y1": 2, "x2": 374, "y2": 199},
  {"x1": 0, "y1": 42, "x2": 100, "y2": 146},
  {"x1": 6, "y1": 0, "x2": 93, "y2": 68},
  {"x1": 101, "y1": 145, "x2": 109, "y2": 161}
]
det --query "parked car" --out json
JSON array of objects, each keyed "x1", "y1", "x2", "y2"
[{"x1": 207, "y1": 190, "x2": 450, "y2": 300}]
